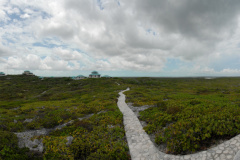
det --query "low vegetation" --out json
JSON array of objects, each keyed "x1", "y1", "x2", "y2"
[
  {"x1": 2, "y1": 76, "x2": 240, "y2": 158},
  {"x1": 123, "y1": 77, "x2": 240, "y2": 154},
  {"x1": 0, "y1": 75, "x2": 130, "y2": 159}
]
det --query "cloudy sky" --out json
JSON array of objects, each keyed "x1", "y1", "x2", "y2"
[{"x1": 1, "y1": 0, "x2": 240, "y2": 77}]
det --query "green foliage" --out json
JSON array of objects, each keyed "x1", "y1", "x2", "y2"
[
  {"x1": 0, "y1": 76, "x2": 129, "y2": 159},
  {"x1": 46, "y1": 110, "x2": 130, "y2": 159},
  {"x1": 70, "y1": 125, "x2": 129, "y2": 160},
  {"x1": 43, "y1": 136, "x2": 73, "y2": 160},
  {"x1": 124, "y1": 77, "x2": 240, "y2": 154},
  {"x1": 0, "y1": 131, "x2": 30, "y2": 160},
  {"x1": 166, "y1": 105, "x2": 181, "y2": 115},
  {"x1": 4, "y1": 75, "x2": 240, "y2": 156}
]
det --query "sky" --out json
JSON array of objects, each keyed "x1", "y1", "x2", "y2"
[{"x1": 0, "y1": 0, "x2": 240, "y2": 77}]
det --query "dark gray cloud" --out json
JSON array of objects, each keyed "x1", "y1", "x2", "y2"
[
  {"x1": 134, "y1": 0, "x2": 240, "y2": 40},
  {"x1": 58, "y1": 0, "x2": 240, "y2": 63}
]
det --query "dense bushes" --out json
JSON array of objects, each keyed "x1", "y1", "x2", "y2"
[
  {"x1": 3, "y1": 75, "x2": 240, "y2": 157},
  {"x1": 162, "y1": 104, "x2": 240, "y2": 153},
  {"x1": 0, "y1": 75, "x2": 72, "y2": 101},
  {"x1": 69, "y1": 113, "x2": 129, "y2": 160},
  {"x1": 0, "y1": 76, "x2": 129, "y2": 159},
  {"x1": 0, "y1": 131, "x2": 29, "y2": 160},
  {"x1": 43, "y1": 110, "x2": 130, "y2": 159},
  {"x1": 70, "y1": 128, "x2": 129, "y2": 160},
  {"x1": 124, "y1": 77, "x2": 240, "y2": 154}
]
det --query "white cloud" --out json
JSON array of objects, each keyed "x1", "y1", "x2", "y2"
[
  {"x1": 6, "y1": 54, "x2": 78, "y2": 71},
  {"x1": 221, "y1": 68, "x2": 240, "y2": 74},
  {"x1": 6, "y1": 7, "x2": 20, "y2": 15},
  {"x1": 1, "y1": 0, "x2": 240, "y2": 76},
  {"x1": 52, "y1": 48, "x2": 83, "y2": 60},
  {"x1": 0, "y1": 43, "x2": 13, "y2": 57},
  {"x1": 20, "y1": 13, "x2": 30, "y2": 19}
]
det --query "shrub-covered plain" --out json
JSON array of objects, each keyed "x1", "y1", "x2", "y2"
[
  {"x1": 123, "y1": 77, "x2": 240, "y2": 154},
  {"x1": 0, "y1": 75, "x2": 130, "y2": 159},
  {"x1": 2, "y1": 76, "x2": 240, "y2": 158}
]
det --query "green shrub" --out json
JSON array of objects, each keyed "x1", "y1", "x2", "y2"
[
  {"x1": 166, "y1": 105, "x2": 181, "y2": 115},
  {"x1": 74, "y1": 120, "x2": 93, "y2": 131},
  {"x1": 189, "y1": 100, "x2": 201, "y2": 105},
  {"x1": 156, "y1": 101, "x2": 167, "y2": 111},
  {"x1": 155, "y1": 132, "x2": 166, "y2": 144},
  {"x1": 70, "y1": 126, "x2": 129, "y2": 160},
  {"x1": 0, "y1": 131, "x2": 29, "y2": 160},
  {"x1": 43, "y1": 136, "x2": 73, "y2": 160},
  {"x1": 124, "y1": 77, "x2": 240, "y2": 154}
]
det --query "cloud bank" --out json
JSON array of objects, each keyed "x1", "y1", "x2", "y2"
[{"x1": 0, "y1": 0, "x2": 240, "y2": 76}]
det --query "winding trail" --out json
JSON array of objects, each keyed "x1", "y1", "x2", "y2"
[{"x1": 118, "y1": 88, "x2": 240, "y2": 160}]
